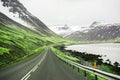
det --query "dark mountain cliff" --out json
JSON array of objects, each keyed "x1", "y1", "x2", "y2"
[
  {"x1": 65, "y1": 22, "x2": 120, "y2": 41},
  {"x1": 0, "y1": 0, "x2": 54, "y2": 35}
]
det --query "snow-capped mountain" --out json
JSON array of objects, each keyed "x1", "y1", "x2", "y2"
[
  {"x1": 0, "y1": 0, "x2": 34, "y2": 29},
  {"x1": 48, "y1": 24, "x2": 89, "y2": 37},
  {"x1": 48, "y1": 24, "x2": 73, "y2": 37},
  {"x1": 65, "y1": 22, "x2": 120, "y2": 41},
  {"x1": 0, "y1": 0, "x2": 54, "y2": 35}
]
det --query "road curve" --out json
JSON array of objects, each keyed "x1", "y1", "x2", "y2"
[{"x1": 0, "y1": 47, "x2": 84, "y2": 80}]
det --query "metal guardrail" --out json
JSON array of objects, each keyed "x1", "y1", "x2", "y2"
[{"x1": 57, "y1": 55, "x2": 120, "y2": 80}]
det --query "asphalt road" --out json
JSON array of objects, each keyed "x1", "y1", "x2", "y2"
[{"x1": 0, "y1": 47, "x2": 84, "y2": 80}]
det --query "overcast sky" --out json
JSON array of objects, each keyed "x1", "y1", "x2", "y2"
[{"x1": 20, "y1": 0, "x2": 120, "y2": 26}]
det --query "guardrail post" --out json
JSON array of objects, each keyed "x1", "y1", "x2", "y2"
[
  {"x1": 78, "y1": 67, "x2": 80, "y2": 72},
  {"x1": 95, "y1": 75, "x2": 98, "y2": 80},
  {"x1": 84, "y1": 70, "x2": 87, "y2": 77},
  {"x1": 69, "y1": 63, "x2": 71, "y2": 67},
  {"x1": 66, "y1": 62, "x2": 68, "y2": 65},
  {"x1": 57, "y1": 56, "x2": 120, "y2": 80},
  {"x1": 65, "y1": 61, "x2": 67, "y2": 64},
  {"x1": 73, "y1": 65, "x2": 75, "y2": 69}
]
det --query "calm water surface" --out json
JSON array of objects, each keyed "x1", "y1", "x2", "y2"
[{"x1": 66, "y1": 43, "x2": 120, "y2": 63}]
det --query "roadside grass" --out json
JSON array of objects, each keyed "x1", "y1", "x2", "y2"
[
  {"x1": 99, "y1": 64, "x2": 120, "y2": 75},
  {"x1": 67, "y1": 62, "x2": 106, "y2": 80},
  {"x1": 0, "y1": 47, "x2": 10, "y2": 55},
  {"x1": 51, "y1": 47, "x2": 107, "y2": 80},
  {"x1": 0, "y1": 46, "x2": 46, "y2": 69},
  {"x1": 51, "y1": 47, "x2": 79, "y2": 62}
]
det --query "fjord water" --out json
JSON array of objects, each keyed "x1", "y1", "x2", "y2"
[{"x1": 66, "y1": 43, "x2": 120, "y2": 64}]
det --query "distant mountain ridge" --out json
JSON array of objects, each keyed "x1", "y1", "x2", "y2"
[
  {"x1": 48, "y1": 24, "x2": 89, "y2": 37},
  {"x1": 48, "y1": 24, "x2": 73, "y2": 37},
  {"x1": 65, "y1": 22, "x2": 120, "y2": 41}
]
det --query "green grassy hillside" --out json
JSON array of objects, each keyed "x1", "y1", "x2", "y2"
[{"x1": 0, "y1": 22, "x2": 72, "y2": 68}]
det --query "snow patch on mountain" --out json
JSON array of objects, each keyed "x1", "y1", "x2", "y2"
[
  {"x1": 0, "y1": 1, "x2": 34, "y2": 30},
  {"x1": 90, "y1": 21, "x2": 120, "y2": 28},
  {"x1": 48, "y1": 24, "x2": 90, "y2": 37},
  {"x1": 65, "y1": 21, "x2": 120, "y2": 41},
  {"x1": 48, "y1": 25, "x2": 72, "y2": 37}
]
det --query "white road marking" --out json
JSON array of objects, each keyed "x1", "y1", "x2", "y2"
[
  {"x1": 21, "y1": 71, "x2": 31, "y2": 80},
  {"x1": 21, "y1": 48, "x2": 48, "y2": 80},
  {"x1": 32, "y1": 66, "x2": 38, "y2": 72},
  {"x1": 24, "y1": 74, "x2": 30, "y2": 80}
]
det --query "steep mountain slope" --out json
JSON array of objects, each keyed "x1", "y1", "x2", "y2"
[
  {"x1": 65, "y1": 22, "x2": 120, "y2": 42},
  {"x1": 0, "y1": 0, "x2": 55, "y2": 35},
  {"x1": 0, "y1": 12, "x2": 71, "y2": 68},
  {"x1": 65, "y1": 31, "x2": 86, "y2": 41},
  {"x1": 0, "y1": 1, "x2": 71, "y2": 68}
]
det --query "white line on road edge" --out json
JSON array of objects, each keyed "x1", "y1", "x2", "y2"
[
  {"x1": 24, "y1": 74, "x2": 30, "y2": 80},
  {"x1": 21, "y1": 49, "x2": 47, "y2": 80},
  {"x1": 32, "y1": 66, "x2": 38, "y2": 72}
]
